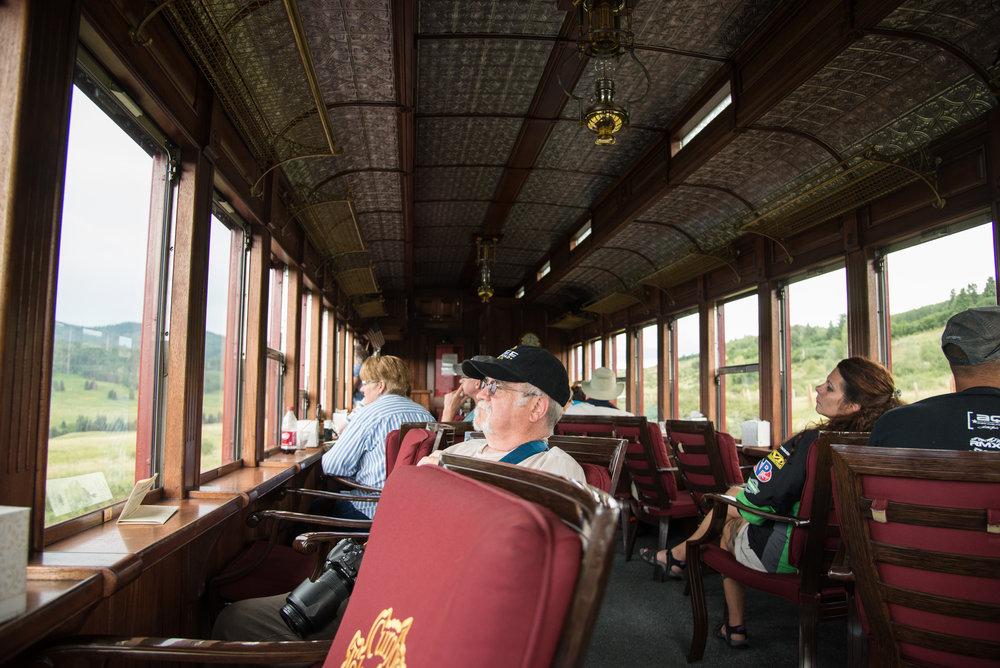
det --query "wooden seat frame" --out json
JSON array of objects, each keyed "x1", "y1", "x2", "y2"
[
  {"x1": 831, "y1": 443, "x2": 1000, "y2": 667},
  {"x1": 34, "y1": 456, "x2": 620, "y2": 668},
  {"x1": 685, "y1": 431, "x2": 868, "y2": 666}
]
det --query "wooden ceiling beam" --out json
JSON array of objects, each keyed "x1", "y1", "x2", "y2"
[
  {"x1": 459, "y1": 7, "x2": 587, "y2": 286},
  {"x1": 393, "y1": 0, "x2": 416, "y2": 300}
]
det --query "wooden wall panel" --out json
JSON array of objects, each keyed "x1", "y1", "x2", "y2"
[{"x1": 0, "y1": 0, "x2": 80, "y2": 550}]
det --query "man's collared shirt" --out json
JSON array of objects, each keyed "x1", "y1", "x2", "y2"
[{"x1": 321, "y1": 393, "x2": 434, "y2": 517}]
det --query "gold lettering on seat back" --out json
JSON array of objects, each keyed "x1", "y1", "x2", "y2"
[{"x1": 341, "y1": 607, "x2": 413, "y2": 668}]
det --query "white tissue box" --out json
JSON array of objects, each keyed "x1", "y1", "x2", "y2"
[
  {"x1": 0, "y1": 506, "x2": 29, "y2": 624},
  {"x1": 296, "y1": 420, "x2": 318, "y2": 449},
  {"x1": 741, "y1": 419, "x2": 770, "y2": 447}
]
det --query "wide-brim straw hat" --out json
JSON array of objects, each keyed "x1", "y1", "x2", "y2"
[{"x1": 580, "y1": 367, "x2": 624, "y2": 401}]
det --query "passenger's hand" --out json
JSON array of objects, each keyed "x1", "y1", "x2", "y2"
[
  {"x1": 440, "y1": 387, "x2": 463, "y2": 421},
  {"x1": 417, "y1": 452, "x2": 441, "y2": 467}
]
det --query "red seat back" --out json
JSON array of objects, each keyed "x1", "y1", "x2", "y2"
[
  {"x1": 383, "y1": 429, "x2": 403, "y2": 474},
  {"x1": 326, "y1": 464, "x2": 581, "y2": 668},
  {"x1": 392, "y1": 428, "x2": 440, "y2": 469},
  {"x1": 832, "y1": 444, "x2": 1000, "y2": 668}
]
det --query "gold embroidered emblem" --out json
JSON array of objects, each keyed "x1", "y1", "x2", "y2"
[
  {"x1": 767, "y1": 450, "x2": 786, "y2": 469},
  {"x1": 341, "y1": 607, "x2": 413, "y2": 668}
]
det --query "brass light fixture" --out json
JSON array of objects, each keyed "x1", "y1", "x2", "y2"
[
  {"x1": 571, "y1": 0, "x2": 650, "y2": 146},
  {"x1": 475, "y1": 235, "x2": 500, "y2": 303}
]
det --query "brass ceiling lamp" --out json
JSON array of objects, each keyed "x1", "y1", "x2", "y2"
[
  {"x1": 572, "y1": 0, "x2": 650, "y2": 146},
  {"x1": 475, "y1": 235, "x2": 500, "y2": 303}
]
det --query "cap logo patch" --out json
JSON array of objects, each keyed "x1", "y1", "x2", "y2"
[{"x1": 498, "y1": 348, "x2": 518, "y2": 360}]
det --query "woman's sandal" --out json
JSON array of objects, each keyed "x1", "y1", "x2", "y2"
[
  {"x1": 715, "y1": 621, "x2": 749, "y2": 649},
  {"x1": 638, "y1": 548, "x2": 686, "y2": 580}
]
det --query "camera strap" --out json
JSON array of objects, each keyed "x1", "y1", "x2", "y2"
[{"x1": 499, "y1": 439, "x2": 548, "y2": 465}]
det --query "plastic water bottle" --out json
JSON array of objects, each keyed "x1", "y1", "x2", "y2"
[{"x1": 281, "y1": 406, "x2": 298, "y2": 452}]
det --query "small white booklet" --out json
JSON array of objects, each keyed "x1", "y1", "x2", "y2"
[{"x1": 117, "y1": 474, "x2": 178, "y2": 525}]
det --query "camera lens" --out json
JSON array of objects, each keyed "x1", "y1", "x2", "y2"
[{"x1": 279, "y1": 600, "x2": 310, "y2": 637}]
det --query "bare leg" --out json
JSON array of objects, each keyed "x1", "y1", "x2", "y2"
[
  {"x1": 719, "y1": 515, "x2": 748, "y2": 643},
  {"x1": 662, "y1": 484, "x2": 744, "y2": 563}
]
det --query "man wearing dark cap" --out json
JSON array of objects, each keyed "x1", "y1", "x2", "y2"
[
  {"x1": 421, "y1": 346, "x2": 585, "y2": 480},
  {"x1": 869, "y1": 305, "x2": 1000, "y2": 451},
  {"x1": 215, "y1": 346, "x2": 584, "y2": 645}
]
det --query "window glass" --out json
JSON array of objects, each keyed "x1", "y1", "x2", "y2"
[
  {"x1": 572, "y1": 344, "x2": 583, "y2": 383},
  {"x1": 47, "y1": 86, "x2": 166, "y2": 526},
  {"x1": 201, "y1": 213, "x2": 246, "y2": 472},
  {"x1": 640, "y1": 323, "x2": 658, "y2": 420},
  {"x1": 883, "y1": 222, "x2": 996, "y2": 402},
  {"x1": 611, "y1": 332, "x2": 627, "y2": 406},
  {"x1": 320, "y1": 308, "x2": 330, "y2": 411},
  {"x1": 785, "y1": 268, "x2": 848, "y2": 433},
  {"x1": 588, "y1": 338, "x2": 603, "y2": 375},
  {"x1": 299, "y1": 292, "x2": 311, "y2": 417},
  {"x1": 716, "y1": 294, "x2": 759, "y2": 432},
  {"x1": 675, "y1": 311, "x2": 700, "y2": 419},
  {"x1": 264, "y1": 265, "x2": 285, "y2": 451}
]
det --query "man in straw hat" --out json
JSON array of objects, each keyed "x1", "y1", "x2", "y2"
[{"x1": 564, "y1": 366, "x2": 633, "y2": 416}]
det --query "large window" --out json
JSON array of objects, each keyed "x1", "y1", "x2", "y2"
[
  {"x1": 611, "y1": 331, "x2": 627, "y2": 407},
  {"x1": 674, "y1": 311, "x2": 700, "y2": 419},
  {"x1": 716, "y1": 294, "x2": 759, "y2": 432},
  {"x1": 46, "y1": 82, "x2": 173, "y2": 526},
  {"x1": 638, "y1": 323, "x2": 658, "y2": 420},
  {"x1": 880, "y1": 220, "x2": 996, "y2": 402},
  {"x1": 783, "y1": 267, "x2": 848, "y2": 434},
  {"x1": 264, "y1": 264, "x2": 287, "y2": 451},
  {"x1": 201, "y1": 212, "x2": 248, "y2": 473}
]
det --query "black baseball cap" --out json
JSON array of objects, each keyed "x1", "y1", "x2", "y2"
[
  {"x1": 941, "y1": 306, "x2": 1000, "y2": 366},
  {"x1": 462, "y1": 346, "x2": 570, "y2": 405}
]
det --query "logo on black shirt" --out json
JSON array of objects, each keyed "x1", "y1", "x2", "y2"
[{"x1": 967, "y1": 412, "x2": 1000, "y2": 431}]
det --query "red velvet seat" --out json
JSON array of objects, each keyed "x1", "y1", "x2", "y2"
[
  {"x1": 327, "y1": 463, "x2": 580, "y2": 667},
  {"x1": 664, "y1": 419, "x2": 743, "y2": 514},
  {"x1": 556, "y1": 415, "x2": 699, "y2": 575},
  {"x1": 37, "y1": 457, "x2": 620, "y2": 668},
  {"x1": 686, "y1": 432, "x2": 865, "y2": 665},
  {"x1": 831, "y1": 443, "x2": 1000, "y2": 668}
]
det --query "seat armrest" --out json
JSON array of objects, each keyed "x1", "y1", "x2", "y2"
[
  {"x1": 283, "y1": 487, "x2": 381, "y2": 502},
  {"x1": 702, "y1": 492, "x2": 811, "y2": 526},
  {"x1": 249, "y1": 509, "x2": 373, "y2": 531},
  {"x1": 34, "y1": 636, "x2": 331, "y2": 664}
]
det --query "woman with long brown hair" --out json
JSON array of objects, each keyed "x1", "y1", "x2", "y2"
[{"x1": 641, "y1": 356, "x2": 903, "y2": 648}]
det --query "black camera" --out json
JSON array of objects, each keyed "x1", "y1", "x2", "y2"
[{"x1": 280, "y1": 538, "x2": 365, "y2": 637}]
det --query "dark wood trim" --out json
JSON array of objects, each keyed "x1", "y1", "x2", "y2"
[
  {"x1": 0, "y1": 0, "x2": 80, "y2": 551},
  {"x1": 243, "y1": 225, "x2": 271, "y2": 466},
  {"x1": 164, "y1": 147, "x2": 215, "y2": 497}
]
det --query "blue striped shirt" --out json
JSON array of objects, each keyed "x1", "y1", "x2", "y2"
[{"x1": 321, "y1": 393, "x2": 434, "y2": 517}]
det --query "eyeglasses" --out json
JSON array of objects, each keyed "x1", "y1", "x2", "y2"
[
  {"x1": 360, "y1": 379, "x2": 380, "y2": 386},
  {"x1": 479, "y1": 378, "x2": 540, "y2": 399}
]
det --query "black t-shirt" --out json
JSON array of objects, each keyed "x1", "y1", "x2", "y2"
[{"x1": 868, "y1": 387, "x2": 1000, "y2": 452}]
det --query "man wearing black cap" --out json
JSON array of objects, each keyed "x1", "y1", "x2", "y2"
[
  {"x1": 214, "y1": 346, "x2": 584, "y2": 645},
  {"x1": 421, "y1": 346, "x2": 585, "y2": 480},
  {"x1": 869, "y1": 305, "x2": 1000, "y2": 451}
]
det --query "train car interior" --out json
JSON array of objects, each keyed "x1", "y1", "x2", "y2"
[{"x1": 2, "y1": 0, "x2": 998, "y2": 665}]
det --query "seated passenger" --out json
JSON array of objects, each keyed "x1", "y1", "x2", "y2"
[
  {"x1": 320, "y1": 354, "x2": 434, "y2": 520},
  {"x1": 641, "y1": 357, "x2": 903, "y2": 649},
  {"x1": 438, "y1": 354, "x2": 493, "y2": 422},
  {"x1": 422, "y1": 346, "x2": 586, "y2": 481},
  {"x1": 563, "y1": 366, "x2": 633, "y2": 416},
  {"x1": 213, "y1": 345, "x2": 584, "y2": 643},
  {"x1": 869, "y1": 305, "x2": 1000, "y2": 451}
]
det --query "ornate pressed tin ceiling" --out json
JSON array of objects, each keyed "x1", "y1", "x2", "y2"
[{"x1": 154, "y1": 0, "x2": 999, "y2": 325}]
